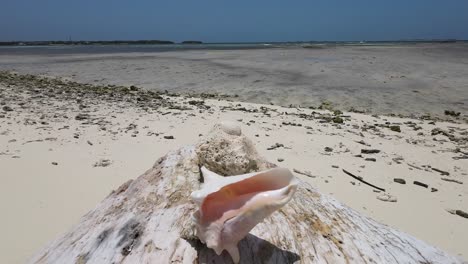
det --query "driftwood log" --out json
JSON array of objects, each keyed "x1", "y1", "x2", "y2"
[{"x1": 30, "y1": 122, "x2": 464, "y2": 264}]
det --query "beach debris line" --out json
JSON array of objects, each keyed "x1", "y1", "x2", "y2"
[
  {"x1": 342, "y1": 169, "x2": 386, "y2": 192},
  {"x1": 441, "y1": 178, "x2": 463, "y2": 184},
  {"x1": 432, "y1": 167, "x2": 450, "y2": 176}
]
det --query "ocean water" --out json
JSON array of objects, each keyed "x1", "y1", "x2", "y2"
[{"x1": 0, "y1": 41, "x2": 463, "y2": 55}]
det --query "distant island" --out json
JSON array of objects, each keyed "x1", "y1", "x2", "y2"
[
  {"x1": 181, "y1": 41, "x2": 203, "y2": 44},
  {"x1": 0, "y1": 40, "x2": 174, "y2": 46}
]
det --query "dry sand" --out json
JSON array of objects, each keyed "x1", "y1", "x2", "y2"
[
  {"x1": 1, "y1": 43, "x2": 467, "y2": 118},
  {"x1": 0, "y1": 72, "x2": 467, "y2": 263}
]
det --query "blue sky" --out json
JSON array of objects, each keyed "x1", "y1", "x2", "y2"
[{"x1": 1, "y1": 0, "x2": 468, "y2": 42}]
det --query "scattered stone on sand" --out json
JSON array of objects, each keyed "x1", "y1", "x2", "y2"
[
  {"x1": 293, "y1": 169, "x2": 316, "y2": 178},
  {"x1": 267, "y1": 143, "x2": 284, "y2": 150},
  {"x1": 389, "y1": 125, "x2": 401, "y2": 132},
  {"x1": 332, "y1": 116, "x2": 344, "y2": 124},
  {"x1": 361, "y1": 149, "x2": 380, "y2": 154},
  {"x1": 394, "y1": 178, "x2": 406, "y2": 184},
  {"x1": 447, "y1": 209, "x2": 468, "y2": 219},
  {"x1": 163, "y1": 135, "x2": 174, "y2": 139},
  {"x1": 407, "y1": 163, "x2": 422, "y2": 170},
  {"x1": 75, "y1": 113, "x2": 89, "y2": 120},
  {"x1": 377, "y1": 194, "x2": 397, "y2": 202},
  {"x1": 2, "y1": 106, "x2": 13, "y2": 112},
  {"x1": 332, "y1": 165, "x2": 339, "y2": 168},
  {"x1": 87, "y1": 140, "x2": 93, "y2": 146},
  {"x1": 441, "y1": 178, "x2": 463, "y2": 184},
  {"x1": 324, "y1": 147, "x2": 333, "y2": 152},
  {"x1": 51, "y1": 162, "x2": 58, "y2": 165},
  {"x1": 365, "y1": 158, "x2": 376, "y2": 162},
  {"x1": 355, "y1": 140, "x2": 371, "y2": 146},
  {"x1": 432, "y1": 168, "x2": 450, "y2": 176},
  {"x1": 444, "y1": 110, "x2": 460, "y2": 117},
  {"x1": 277, "y1": 158, "x2": 284, "y2": 162},
  {"x1": 431, "y1": 188, "x2": 438, "y2": 192},
  {"x1": 93, "y1": 159, "x2": 112, "y2": 167},
  {"x1": 456, "y1": 210, "x2": 468, "y2": 219},
  {"x1": 413, "y1": 181, "x2": 428, "y2": 188}
]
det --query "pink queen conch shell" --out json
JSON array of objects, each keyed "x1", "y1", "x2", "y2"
[{"x1": 191, "y1": 166, "x2": 298, "y2": 263}]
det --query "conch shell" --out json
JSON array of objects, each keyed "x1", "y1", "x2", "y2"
[{"x1": 191, "y1": 166, "x2": 298, "y2": 263}]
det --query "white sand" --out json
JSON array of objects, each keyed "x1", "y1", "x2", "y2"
[{"x1": 0, "y1": 77, "x2": 467, "y2": 263}]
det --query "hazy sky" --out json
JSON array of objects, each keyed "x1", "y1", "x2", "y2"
[{"x1": 2, "y1": 0, "x2": 468, "y2": 42}]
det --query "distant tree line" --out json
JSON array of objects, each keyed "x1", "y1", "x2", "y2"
[{"x1": 0, "y1": 40, "x2": 177, "y2": 46}]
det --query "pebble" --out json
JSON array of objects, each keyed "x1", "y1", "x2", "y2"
[
  {"x1": 277, "y1": 158, "x2": 284, "y2": 162},
  {"x1": 413, "y1": 181, "x2": 428, "y2": 188},
  {"x1": 2, "y1": 106, "x2": 13, "y2": 112},
  {"x1": 394, "y1": 178, "x2": 406, "y2": 184},
  {"x1": 51, "y1": 162, "x2": 58, "y2": 165},
  {"x1": 164, "y1": 135, "x2": 174, "y2": 139},
  {"x1": 361, "y1": 149, "x2": 380, "y2": 154},
  {"x1": 377, "y1": 194, "x2": 397, "y2": 202}
]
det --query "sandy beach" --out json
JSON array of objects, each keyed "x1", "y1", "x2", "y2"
[
  {"x1": 0, "y1": 70, "x2": 467, "y2": 263},
  {"x1": 1, "y1": 43, "x2": 467, "y2": 118}
]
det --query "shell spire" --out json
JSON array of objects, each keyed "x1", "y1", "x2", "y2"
[{"x1": 191, "y1": 166, "x2": 298, "y2": 263}]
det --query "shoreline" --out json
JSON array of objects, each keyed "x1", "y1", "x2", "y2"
[
  {"x1": 1, "y1": 72, "x2": 467, "y2": 263},
  {"x1": 1, "y1": 44, "x2": 467, "y2": 119}
]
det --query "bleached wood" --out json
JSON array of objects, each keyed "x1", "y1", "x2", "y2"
[{"x1": 30, "y1": 123, "x2": 464, "y2": 264}]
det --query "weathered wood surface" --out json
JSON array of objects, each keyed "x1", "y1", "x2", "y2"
[{"x1": 30, "y1": 123, "x2": 464, "y2": 264}]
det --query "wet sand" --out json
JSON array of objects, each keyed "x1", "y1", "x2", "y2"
[{"x1": 1, "y1": 43, "x2": 467, "y2": 118}]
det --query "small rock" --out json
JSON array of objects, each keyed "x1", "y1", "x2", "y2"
[
  {"x1": 365, "y1": 158, "x2": 376, "y2": 162},
  {"x1": 2, "y1": 106, "x2": 13, "y2": 112},
  {"x1": 75, "y1": 113, "x2": 89, "y2": 120},
  {"x1": 324, "y1": 147, "x2": 333, "y2": 152},
  {"x1": 164, "y1": 135, "x2": 174, "y2": 139},
  {"x1": 87, "y1": 140, "x2": 93, "y2": 146},
  {"x1": 389, "y1": 125, "x2": 401, "y2": 132},
  {"x1": 331, "y1": 165, "x2": 339, "y2": 169},
  {"x1": 93, "y1": 159, "x2": 112, "y2": 167},
  {"x1": 456, "y1": 210, "x2": 468, "y2": 219},
  {"x1": 219, "y1": 121, "x2": 242, "y2": 136},
  {"x1": 361, "y1": 149, "x2": 380, "y2": 154},
  {"x1": 51, "y1": 162, "x2": 58, "y2": 165},
  {"x1": 332, "y1": 117, "x2": 344, "y2": 124},
  {"x1": 413, "y1": 181, "x2": 428, "y2": 188},
  {"x1": 377, "y1": 194, "x2": 397, "y2": 202},
  {"x1": 431, "y1": 188, "x2": 438, "y2": 192},
  {"x1": 444, "y1": 110, "x2": 460, "y2": 117},
  {"x1": 267, "y1": 143, "x2": 284, "y2": 150},
  {"x1": 277, "y1": 158, "x2": 284, "y2": 162},
  {"x1": 394, "y1": 178, "x2": 406, "y2": 184}
]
